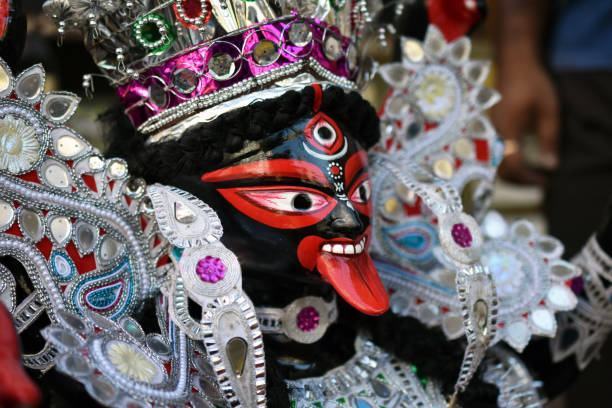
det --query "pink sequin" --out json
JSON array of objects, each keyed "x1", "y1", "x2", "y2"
[
  {"x1": 451, "y1": 223, "x2": 472, "y2": 248},
  {"x1": 196, "y1": 256, "x2": 226, "y2": 283},
  {"x1": 296, "y1": 306, "x2": 320, "y2": 332}
]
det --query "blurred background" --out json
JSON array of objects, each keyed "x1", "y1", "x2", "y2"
[{"x1": 14, "y1": 0, "x2": 612, "y2": 406}]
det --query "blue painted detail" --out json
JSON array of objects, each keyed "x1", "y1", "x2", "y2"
[
  {"x1": 354, "y1": 398, "x2": 373, "y2": 408},
  {"x1": 172, "y1": 246, "x2": 184, "y2": 260},
  {"x1": 373, "y1": 258, "x2": 456, "y2": 296},
  {"x1": 381, "y1": 221, "x2": 438, "y2": 263},
  {"x1": 51, "y1": 252, "x2": 75, "y2": 281},
  {"x1": 491, "y1": 138, "x2": 505, "y2": 166},
  {"x1": 85, "y1": 281, "x2": 123, "y2": 309},
  {"x1": 397, "y1": 234, "x2": 426, "y2": 250},
  {"x1": 70, "y1": 258, "x2": 134, "y2": 320}
]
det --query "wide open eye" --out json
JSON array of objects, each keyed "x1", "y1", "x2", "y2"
[
  {"x1": 347, "y1": 175, "x2": 372, "y2": 217},
  {"x1": 350, "y1": 179, "x2": 372, "y2": 204},
  {"x1": 217, "y1": 186, "x2": 338, "y2": 229},
  {"x1": 303, "y1": 112, "x2": 345, "y2": 156},
  {"x1": 313, "y1": 122, "x2": 337, "y2": 148},
  {"x1": 241, "y1": 189, "x2": 330, "y2": 214}
]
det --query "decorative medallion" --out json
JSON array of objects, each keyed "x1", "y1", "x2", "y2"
[{"x1": 0, "y1": 114, "x2": 42, "y2": 174}]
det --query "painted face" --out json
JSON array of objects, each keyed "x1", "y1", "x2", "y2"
[{"x1": 199, "y1": 98, "x2": 389, "y2": 315}]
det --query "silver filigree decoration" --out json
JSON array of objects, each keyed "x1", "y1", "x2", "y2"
[{"x1": 147, "y1": 184, "x2": 223, "y2": 248}]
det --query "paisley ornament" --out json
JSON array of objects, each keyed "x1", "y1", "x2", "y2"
[{"x1": 69, "y1": 259, "x2": 134, "y2": 319}]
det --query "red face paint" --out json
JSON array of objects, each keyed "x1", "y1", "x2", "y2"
[
  {"x1": 200, "y1": 114, "x2": 388, "y2": 315},
  {"x1": 217, "y1": 185, "x2": 338, "y2": 229},
  {"x1": 202, "y1": 159, "x2": 330, "y2": 187}
]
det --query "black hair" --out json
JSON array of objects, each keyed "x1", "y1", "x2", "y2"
[{"x1": 105, "y1": 86, "x2": 380, "y2": 184}]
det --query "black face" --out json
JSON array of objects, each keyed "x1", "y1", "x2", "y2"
[{"x1": 193, "y1": 106, "x2": 389, "y2": 315}]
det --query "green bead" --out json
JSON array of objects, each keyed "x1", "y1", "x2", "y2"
[
  {"x1": 141, "y1": 22, "x2": 162, "y2": 42},
  {"x1": 133, "y1": 13, "x2": 176, "y2": 55}
]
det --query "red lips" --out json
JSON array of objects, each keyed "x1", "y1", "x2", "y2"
[{"x1": 297, "y1": 228, "x2": 389, "y2": 315}]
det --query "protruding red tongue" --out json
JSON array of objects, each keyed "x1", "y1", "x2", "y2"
[{"x1": 317, "y1": 252, "x2": 389, "y2": 315}]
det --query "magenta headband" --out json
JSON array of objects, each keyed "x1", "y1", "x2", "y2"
[{"x1": 118, "y1": 17, "x2": 359, "y2": 135}]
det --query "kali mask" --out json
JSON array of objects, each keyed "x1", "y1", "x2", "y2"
[{"x1": 110, "y1": 86, "x2": 390, "y2": 316}]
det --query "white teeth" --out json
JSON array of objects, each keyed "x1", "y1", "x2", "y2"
[{"x1": 321, "y1": 238, "x2": 367, "y2": 255}]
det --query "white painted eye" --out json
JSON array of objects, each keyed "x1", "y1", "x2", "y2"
[
  {"x1": 313, "y1": 122, "x2": 337, "y2": 148},
  {"x1": 350, "y1": 179, "x2": 371, "y2": 204},
  {"x1": 242, "y1": 190, "x2": 330, "y2": 213}
]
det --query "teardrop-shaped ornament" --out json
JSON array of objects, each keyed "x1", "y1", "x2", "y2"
[
  {"x1": 52, "y1": 128, "x2": 89, "y2": 159},
  {"x1": 504, "y1": 320, "x2": 531, "y2": 352},
  {"x1": 147, "y1": 184, "x2": 223, "y2": 248},
  {"x1": 119, "y1": 316, "x2": 145, "y2": 341},
  {"x1": 41, "y1": 92, "x2": 80, "y2": 124},
  {"x1": 226, "y1": 336, "x2": 248, "y2": 376},
  {"x1": 441, "y1": 312, "x2": 464, "y2": 340},
  {"x1": 510, "y1": 219, "x2": 536, "y2": 240},
  {"x1": 475, "y1": 87, "x2": 501, "y2": 110},
  {"x1": 174, "y1": 201, "x2": 196, "y2": 224},
  {"x1": 481, "y1": 211, "x2": 508, "y2": 239},
  {"x1": 0, "y1": 58, "x2": 13, "y2": 98},
  {"x1": 463, "y1": 60, "x2": 491, "y2": 85},
  {"x1": 74, "y1": 221, "x2": 98, "y2": 254},
  {"x1": 98, "y1": 235, "x2": 125, "y2": 264},
  {"x1": 14, "y1": 64, "x2": 45, "y2": 103},
  {"x1": 467, "y1": 115, "x2": 491, "y2": 137},
  {"x1": 549, "y1": 259, "x2": 579, "y2": 281},
  {"x1": 40, "y1": 159, "x2": 72, "y2": 190},
  {"x1": 529, "y1": 307, "x2": 557, "y2": 337},
  {"x1": 535, "y1": 236, "x2": 564, "y2": 259},
  {"x1": 401, "y1": 38, "x2": 425, "y2": 63},
  {"x1": 423, "y1": 25, "x2": 447, "y2": 57},
  {"x1": 0, "y1": 199, "x2": 14, "y2": 232},
  {"x1": 19, "y1": 208, "x2": 44, "y2": 242},
  {"x1": 49, "y1": 216, "x2": 72, "y2": 246},
  {"x1": 379, "y1": 63, "x2": 410, "y2": 88},
  {"x1": 546, "y1": 284, "x2": 577, "y2": 311},
  {"x1": 448, "y1": 37, "x2": 471, "y2": 64}
]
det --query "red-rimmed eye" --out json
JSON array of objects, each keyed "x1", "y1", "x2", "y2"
[
  {"x1": 350, "y1": 179, "x2": 371, "y2": 203},
  {"x1": 241, "y1": 190, "x2": 329, "y2": 214},
  {"x1": 348, "y1": 174, "x2": 372, "y2": 216},
  {"x1": 217, "y1": 186, "x2": 338, "y2": 229}
]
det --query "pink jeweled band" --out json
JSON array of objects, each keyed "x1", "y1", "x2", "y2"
[{"x1": 118, "y1": 17, "x2": 358, "y2": 134}]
